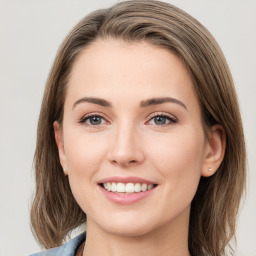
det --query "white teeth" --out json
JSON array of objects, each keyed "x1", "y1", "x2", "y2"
[
  {"x1": 125, "y1": 183, "x2": 135, "y2": 193},
  {"x1": 147, "y1": 184, "x2": 153, "y2": 190},
  {"x1": 141, "y1": 183, "x2": 147, "y2": 192},
  {"x1": 134, "y1": 183, "x2": 141, "y2": 192},
  {"x1": 111, "y1": 182, "x2": 117, "y2": 192},
  {"x1": 116, "y1": 183, "x2": 125, "y2": 192},
  {"x1": 102, "y1": 182, "x2": 155, "y2": 193}
]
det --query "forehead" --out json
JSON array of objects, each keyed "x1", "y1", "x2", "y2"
[{"x1": 66, "y1": 39, "x2": 198, "y2": 109}]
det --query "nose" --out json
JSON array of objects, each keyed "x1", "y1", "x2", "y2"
[{"x1": 107, "y1": 122, "x2": 145, "y2": 167}]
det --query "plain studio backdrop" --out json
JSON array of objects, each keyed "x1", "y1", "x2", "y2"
[{"x1": 0, "y1": 0, "x2": 255, "y2": 255}]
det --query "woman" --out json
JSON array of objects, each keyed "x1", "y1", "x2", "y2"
[{"x1": 29, "y1": 1, "x2": 246, "y2": 256}]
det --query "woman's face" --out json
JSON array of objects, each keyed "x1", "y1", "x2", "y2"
[{"x1": 55, "y1": 39, "x2": 213, "y2": 237}]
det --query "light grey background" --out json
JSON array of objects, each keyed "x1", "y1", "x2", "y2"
[{"x1": 0, "y1": 0, "x2": 255, "y2": 255}]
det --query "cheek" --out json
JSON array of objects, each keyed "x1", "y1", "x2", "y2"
[
  {"x1": 148, "y1": 128, "x2": 205, "y2": 195},
  {"x1": 64, "y1": 131, "x2": 107, "y2": 173},
  {"x1": 63, "y1": 131, "x2": 107, "y2": 193},
  {"x1": 63, "y1": 131, "x2": 109, "y2": 214}
]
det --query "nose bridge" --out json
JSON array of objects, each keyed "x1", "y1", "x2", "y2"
[{"x1": 108, "y1": 118, "x2": 144, "y2": 166}]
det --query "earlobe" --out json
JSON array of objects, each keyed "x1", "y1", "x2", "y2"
[
  {"x1": 53, "y1": 121, "x2": 68, "y2": 175},
  {"x1": 201, "y1": 124, "x2": 226, "y2": 177}
]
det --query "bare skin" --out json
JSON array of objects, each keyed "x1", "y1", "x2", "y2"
[{"x1": 54, "y1": 39, "x2": 225, "y2": 256}]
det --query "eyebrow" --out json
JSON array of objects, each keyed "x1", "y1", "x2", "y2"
[
  {"x1": 73, "y1": 97, "x2": 112, "y2": 109},
  {"x1": 140, "y1": 97, "x2": 187, "y2": 109},
  {"x1": 73, "y1": 96, "x2": 187, "y2": 110}
]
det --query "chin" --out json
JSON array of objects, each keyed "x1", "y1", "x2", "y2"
[
  {"x1": 95, "y1": 213, "x2": 157, "y2": 237},
  {"x1": 105, "y1": 223, "x2": 153, "y2": 237}
]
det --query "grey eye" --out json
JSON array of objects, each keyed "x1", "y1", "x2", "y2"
[
  {"x1": 153, "y1": 116, "x2": 167, "y2": 125},
  {"x1": 147, "y1": 114, "x2": 177, "y2": 126},
  {"x1": 87, "y1": 116, "x2": 102, "y2": 125}
]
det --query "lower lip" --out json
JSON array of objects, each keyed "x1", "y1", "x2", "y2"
[{"x1": 98, "y1": 185, "x2": 157, "y2": 205}]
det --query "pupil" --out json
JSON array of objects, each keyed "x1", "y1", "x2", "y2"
[
  {"x1": 154, "y1": 116, "x2": 166, "y2": 125},
  {"x1": 90, "y1": 116, "x2": 101, "y2": 125}
]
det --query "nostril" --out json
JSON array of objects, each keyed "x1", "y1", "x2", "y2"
[{"x1": 110, "y1": 159, "x2": 137, "y2": 166}]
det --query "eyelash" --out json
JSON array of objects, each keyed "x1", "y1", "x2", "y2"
[
  {"x1": 146, "y1": 112, "x2": 178, "y2": 126},
  {"x1": 79, "y1": 112, "x2": 178, "y2": 127},
  {"x1": 79, "y1": 112, "x2": 109, "y2": 126}
]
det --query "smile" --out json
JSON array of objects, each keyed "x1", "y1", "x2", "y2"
[
  {"x1": 98, "y1": 176, "x2": 158, "y2": 204},
  {"x1": 101, "y1": 182, "x2": 155, "y2": 193}
]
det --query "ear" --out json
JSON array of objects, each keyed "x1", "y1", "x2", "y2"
[
  {"x1": 53, "y1": 121, "x2": 68, "y2": 175},
  {"x1": 201, "y1": 124, "x2": 226, "y2": 177}
]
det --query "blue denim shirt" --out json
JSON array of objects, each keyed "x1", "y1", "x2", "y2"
[{"x1": 28, "y1": 232, "x2": 86, "y2": 256}]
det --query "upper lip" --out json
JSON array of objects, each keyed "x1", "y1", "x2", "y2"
[{"x1": 98, "y1": 176, "x2": 157, "y2": 184}]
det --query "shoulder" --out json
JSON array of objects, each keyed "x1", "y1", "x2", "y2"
[{"x1": 28, "y1": 232, "x2": 86, "y2": 256}]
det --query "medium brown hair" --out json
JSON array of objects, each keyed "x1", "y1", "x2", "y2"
[{"x1": 31, "y1": 1, "x2": 246, "y2": 255}]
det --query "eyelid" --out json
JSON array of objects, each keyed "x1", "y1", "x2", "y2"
[
  {"x1": 78, "y1": 111, "x2": 177, "y2": 126},
  {"x1": 145, "y1": 112, "x2": 178, "y2": 125},
  {"x1": 79, "y1": 112, "x2": 110, "y2": 124}
]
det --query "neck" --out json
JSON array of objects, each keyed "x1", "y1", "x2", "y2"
[{"x1": 83, "y1": 208, "x2": 191, "y2": 256}]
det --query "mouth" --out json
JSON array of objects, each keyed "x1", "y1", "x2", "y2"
[
  {"x1": 99, "y1": 182, "x2": 157, "y2": 193},
  {"x1": 97, "y1": 176, "x2": 158, "y2": 204}
]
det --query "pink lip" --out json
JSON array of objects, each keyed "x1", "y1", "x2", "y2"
[
  {"x1": 98, "y1": 176, "x2": 156, "y2": 184},
  {"x1": 98, "y1": 185, "x2": 157, "y2": 205},
  {"x1": 97, "y1": 176, "x2": 158, "y2": 205}
]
